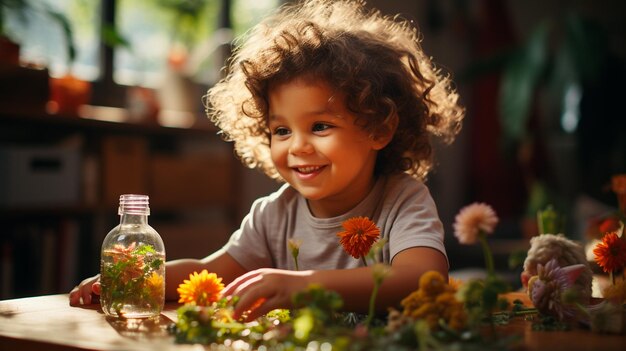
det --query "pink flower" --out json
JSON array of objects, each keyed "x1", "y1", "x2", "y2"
[{"x1": 453, "y1": 203, "x2": 499, "y2": 244}]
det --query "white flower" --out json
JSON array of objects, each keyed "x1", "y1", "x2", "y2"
[{"x1": 453, "y1": 203, "x2": 499, "y2": 244}]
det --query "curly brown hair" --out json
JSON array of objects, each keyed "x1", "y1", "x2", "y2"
[{"x1": 206, "y1": 0, "x2": 464, "y2": 180}]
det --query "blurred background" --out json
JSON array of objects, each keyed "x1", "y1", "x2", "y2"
[{"x1": 0, "y1": 0, "x2": 624, "y2": 299}]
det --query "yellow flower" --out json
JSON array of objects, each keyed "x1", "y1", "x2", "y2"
[
  {"x1": 337, "y1": 216, "x2": 380, "y2": 259},
  {"x1": 372, "y1": 263, "x2": 391, "y2": 283},
  {"x1": 177, "y1": 270, "x2": 224, "y2": 306},
  {"x1": 288, "y1": 238, "x2": 302, "y2": 253},
  {"x1": 447, "y1": 277, "x2": 463, "y2": 292},
  {"x1": 419, "y1": 270, "x2": 447, "y2": 296},
  {"x1": 288, "y1": 238, "x2": 302, "y2": 271},
  {"x1": 603, "y1": 279, "x2": 626, "y2": 304},
  {"x1": 400, "y1": 271, "x2": 467, "y2": 331},
  {"x1": 146, "y1": 272, "x2": 164, "y2": 300}
]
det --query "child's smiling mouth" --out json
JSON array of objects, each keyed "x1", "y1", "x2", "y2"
[{"x1": 292, "y1": 165, "x2": 325, "y2": 176}]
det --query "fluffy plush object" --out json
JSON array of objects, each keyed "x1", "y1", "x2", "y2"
[{"x1": 522, "y1": 234, "x2": 593, "y2": 304}]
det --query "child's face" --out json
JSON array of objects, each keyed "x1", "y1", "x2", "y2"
[{"x1": 268, "y1": 78, "x2": 387, "y2": 218}]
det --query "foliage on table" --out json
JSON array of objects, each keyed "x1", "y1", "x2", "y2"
[
  {"x1": 170, "y1": 280, "x2": 525, "y2": 350},
  {"x1": 169, "y1": 210, "x2": 530, "y2": 350},
  {"x1": 169, "y1": 200, "x2": 626, "y2": 349}
]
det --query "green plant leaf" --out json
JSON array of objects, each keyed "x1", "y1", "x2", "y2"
[
  {"x1": 101, "y1": 24, "x2": 131, "y2": 51},
  {"x1": 564, "y1": 14, "x2": 606, "y2": 83},
  {"x1": 293, "y1": 309, "x2": 315, "y2": 341},
  {"x1": 45, "y1": 8, "x2": 75, "y2": 64},
  {"x1": 499, "y1": 21, "x2": 550, "y2": 147}
]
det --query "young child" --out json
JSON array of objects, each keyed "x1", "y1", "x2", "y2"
[{"x1": 70, "y1": 0, "x2": 464, "y2": 321}]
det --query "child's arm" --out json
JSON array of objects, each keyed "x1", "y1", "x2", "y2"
[
  {"x1": 69, "y1": 249, "x2": 247, "y2": 306},
  {"x1": 222, "y1": 246, "x2": 447, "y2": 321}
]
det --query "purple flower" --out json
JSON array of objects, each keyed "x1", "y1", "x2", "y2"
[{"x1": 528, "y1": 258, "x2": 586, "y2": 321}]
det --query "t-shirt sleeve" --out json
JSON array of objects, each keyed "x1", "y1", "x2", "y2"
[
  {"x1": 386, "y1": 179, "x2": 448, "y2": 266},
  {"x1": 223, "y1": 197, "x2": 274, "y2": 270}
]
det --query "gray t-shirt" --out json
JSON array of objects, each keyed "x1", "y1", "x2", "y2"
[{"x1": 224, "y1": 173, "x2": 447, "y2": 271}]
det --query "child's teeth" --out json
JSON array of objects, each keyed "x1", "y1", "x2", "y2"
[{"x1": 298, "y1": 166, "x2": 319, "y2": 173}]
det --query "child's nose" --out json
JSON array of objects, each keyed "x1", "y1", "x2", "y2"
[{"x1": 289, "y1": 134, "x2": 314, "y2": 155}]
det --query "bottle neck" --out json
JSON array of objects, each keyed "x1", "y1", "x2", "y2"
[
  {"x1": 120, "y1": 213, "x2": 148, "y2": 225},
  {"x1": 117, "y1": 194, "x2": 150, "y2": 225}
]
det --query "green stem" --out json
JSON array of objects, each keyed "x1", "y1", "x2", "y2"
[
  {"x1": 513, "y1": 309, "x2": 538, "y2": 316},
  {"x1": 365, "y1": 280, "x2": 380, "y2": 327},
  {"x1": 492, "y1": 308, "x2": 538, "y2": 317},
  {"x1": 479, "y1": 232, "x2": 495, "y2": 276},
  {"x1": 610, "y1": 271, "x2": 615, "y2": 285},
  {"x1": 362, "y1": 256, "x2": 368, "y2": 267},
  {"x1": 292, "y1": 253, "x2": 299, "y2": 271}
]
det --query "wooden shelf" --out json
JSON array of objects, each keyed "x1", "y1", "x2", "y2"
[
  {"x1": 0, "y1": 105, "x2": 240, "y2": 299},
  {"x1": 0, "y1": 107, "x2": 218, "y2": 139}
]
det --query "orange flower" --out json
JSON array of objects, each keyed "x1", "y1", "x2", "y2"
[
  {"x1": 337, "y1": 216, "x2": 380, "y2": 259},
  {"x1": 177, "y1": 270, "x2": 224, "y2": 306},
  {"x1": 593, "y1": 232, "x2": 626, "y2": 273},
  {"x1": 447, "y1": 277, "x2": 463, "y2": 292},
  {"x1": 109, "y1": 242, "x2": 140, "y2": 264}
]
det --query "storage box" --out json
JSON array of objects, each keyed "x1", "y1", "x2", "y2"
[{"x1": 0, "y1": 146, "x2": 81, "y2": 207}]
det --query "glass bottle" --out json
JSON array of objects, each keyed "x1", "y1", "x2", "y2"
[{"x1": 100, "y1": 194, "x2": 165, "y2": 318}]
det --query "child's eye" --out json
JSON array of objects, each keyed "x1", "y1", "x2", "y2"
[
  {"x1": 273, "y1": 127, "x2": 290, "y2": 136},
  {"x1": 312, "y1": 123, "x2": 332, "y2": 133}
]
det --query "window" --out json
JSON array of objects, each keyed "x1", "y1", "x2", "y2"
[
  {"x1": 232, "y1": 0, "x2": 280, "y2": 37},
  {"x1": 8, "y1": 0, "x2": 280, "y2": 89},
  {"x1": 116, "y1": 0, "x2": 280, "y2": 87},
  {"x1": 115, "y1": 0, "x2": 222, "y2": 87},
  {"x1": 6, "y1": 0, "x2": 100, "y2": 80}
]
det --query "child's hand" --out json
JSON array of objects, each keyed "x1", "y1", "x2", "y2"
[
  {"x1": 221, "y1": 268, "x2": 311, "y2": 321},
  {"x1": 69, "y1": 275, "x2": 101, "y2": 306}
]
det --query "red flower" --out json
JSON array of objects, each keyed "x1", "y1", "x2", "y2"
[
  {"x1": 593, "y1": 232, "x2": 626, "y2": 273},
  {"x1": 599, "y1": 217, "x2": 621, "y2": 235},
  {"x1": 337, "y1": 217, "x2": 380, "y2": 259}
]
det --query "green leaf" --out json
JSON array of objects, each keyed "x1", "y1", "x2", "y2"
[
  {"x1": 508, "y1": 249, "x2": 527, "y2": 270},
  {"x1": 45, "y1": 9, "x2": 76, "y2": 64},
  {"x1": 101, "y1": 24, "x2": 131, "y2": 51},
  {"x1": 564, "y1": 14, "x2": 606, "y2": 83},
  {"x1": 499, "y1": 21, "x2": 550, "y2": 147},
  {"x1": 134, "y1": 244, "x2": 156, "y2": 256},
  {"x1": 293, "y1": 309, "x2": 314, "y2": 341}
]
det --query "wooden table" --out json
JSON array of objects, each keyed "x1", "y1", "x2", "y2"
[
  {"x1": 1, "y1": 293, "x2": 625, "y2": 351},
  {"x1": 0, "y1": 295, "x2": 195, "y2": 351}
]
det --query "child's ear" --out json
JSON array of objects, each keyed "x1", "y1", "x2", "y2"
[{"x1": 371, "y1": 113, "x2": 398, "y2": 150}]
